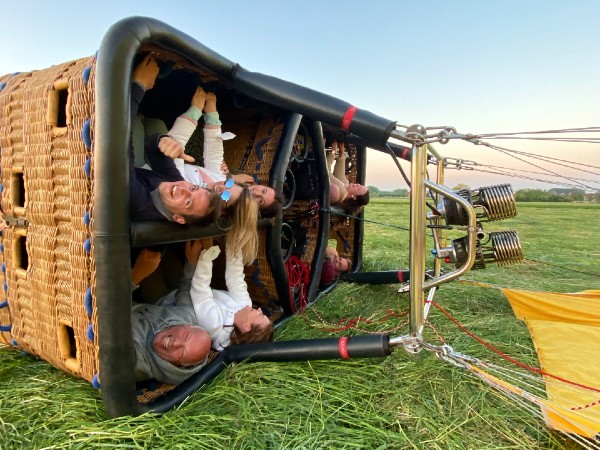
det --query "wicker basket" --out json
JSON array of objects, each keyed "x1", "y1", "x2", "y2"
[{"x1": 0, "y1": 56, "x2": 99, "y2": 383}]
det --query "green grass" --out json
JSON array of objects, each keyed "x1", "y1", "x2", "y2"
[{"x1": 1, "y1": 200, "x2": 599, "y2": 449}]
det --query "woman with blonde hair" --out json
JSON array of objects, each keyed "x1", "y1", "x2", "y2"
[{"x1": 149, "y1": 88, "x2": 260, "y2": 264}]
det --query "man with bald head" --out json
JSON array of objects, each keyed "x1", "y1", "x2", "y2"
[{"x1": 131, "y1": 252, "x2": 212, "y2": 385}]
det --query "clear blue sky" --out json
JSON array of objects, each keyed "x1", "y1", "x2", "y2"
[{"x1": 1, "y1": 0, "x2": 598, "y2": 191}]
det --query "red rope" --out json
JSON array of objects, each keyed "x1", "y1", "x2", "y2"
[
  {"x1": 431, "y1": 300, "x2": 600, "y2": 395},
  {"x1": 285, "y1": 255, "x2": 310, "y2": 313},
  {"x1": 310, "y1": 309, "x2": 409, "y2": 333}
]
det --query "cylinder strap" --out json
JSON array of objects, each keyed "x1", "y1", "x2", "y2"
[{"x1": 341, "y1": 106, "x2": 358, "y2": 131}]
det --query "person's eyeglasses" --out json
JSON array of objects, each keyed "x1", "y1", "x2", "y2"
[{"x1": 220, "y1": 178, "x2": 235, "y2": 204}]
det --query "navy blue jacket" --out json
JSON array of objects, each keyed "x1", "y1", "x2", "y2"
[{"x1": 129, "y1": 83, "x2": 184, "y2": 221}]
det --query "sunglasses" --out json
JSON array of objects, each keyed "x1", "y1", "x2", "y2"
[{"x1": 220, "y1": 178, "x2": 235, "y2": 204}]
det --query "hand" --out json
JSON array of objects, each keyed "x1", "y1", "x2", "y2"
[
  {"x1": 232, "y1": 173, "x2": 255, "y2": 185},
  {"x1": 325, "y1": 246, "x2": 338, "y2": 261},
  {"x1": 158, "y1": 136, "x2": 195, "y2": 163},
  {"x1": 186, "y1": 239, "x2": 217, "y2": 265},
  {"x1": 191, "y1": 87, "x2": 207, "y2": 110},
  {"x1": 185, "y1": 240, "x2": 205, "y2": 265},
  {"x1": 220, "y1": 161, "x2": 229, "y2": 175},
  {"x1": 338, "y1": 142, "x2": 345, "y2": 157},
  {"x1": 132, "y1": 54, "x2": 159, "y2": 90},
  {"x1": 131, "y1": 249, "x2": 162, "y2": 285}
]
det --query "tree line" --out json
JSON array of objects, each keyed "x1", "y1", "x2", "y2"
[{"x1": 368, "y1": 185, "x2": 599, "y2": 203}]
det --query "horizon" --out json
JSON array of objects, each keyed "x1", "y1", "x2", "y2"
[{"x1": 1, "y1": 1, "x2": 598, "y2": 194}]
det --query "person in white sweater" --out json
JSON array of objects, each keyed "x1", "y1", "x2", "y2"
[
  {"x1": 185, "y1": 239, "x2": 274, "y2": 350},
  {"x1": 134, "y1": 240, "x2": 274, "y2": 350}
]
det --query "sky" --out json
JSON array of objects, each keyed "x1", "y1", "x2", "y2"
[{"x1": 1, "y1": 0, "x2": 598, "y2": 192}]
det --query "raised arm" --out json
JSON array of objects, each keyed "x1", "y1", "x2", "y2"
[
  {"x1": 202, "y1": 92, "x2": 226, "y2": 176},
  {"x1": 144, "y1": 134, "x2": 186, "y2": 181},
  {"x1": 332, "y1": 142, "x2": 349, "y2": 187},
  {"x1": 129, "y1": 56, "x2": 159, "y2": 214},
  {"x1": 224, "y1": 249, "x2": 252, "y2": 308},
  {"x1": 187, "y1": 240, "x2": 230, "y2": 348}
]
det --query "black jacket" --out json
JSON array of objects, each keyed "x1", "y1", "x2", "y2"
[{"x1": 129, "y1": 83, "x2": 184, "y2": 221}]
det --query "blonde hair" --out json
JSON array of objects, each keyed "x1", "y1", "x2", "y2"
[{"x1": 226, "y1": 187, "x2": 259, "y2": 265}]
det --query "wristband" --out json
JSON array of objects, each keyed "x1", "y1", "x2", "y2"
[
  {"x1": 203, "y1": 111, "x2": 221, "y2": 126},
  {"x1": 184, "y1": 105, "x2": 202, "y2": 121}
]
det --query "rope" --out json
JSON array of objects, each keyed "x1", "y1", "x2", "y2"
[
  {"x1": 285, "y1": 255, "x2": 310, "y2": 313},
  {"x1": 523, "y1": 257, "x2": 600, "y2": 278},
  {"x1": 323, "y1": 208, "x2": 410, "y2": 231},
  {"x1": 430, "y1": 300, "x2": 600, "y2": 395},
  {"x1": 303, "y1": 306, "x2": 409, "y2": 334}
]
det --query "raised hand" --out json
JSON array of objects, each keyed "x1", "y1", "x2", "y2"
[
  {"x1": 220, "y1": 160, "x2": 229, "y2": 175},
  {"x1": 158, "y1": 136, "x2": 195, "y2": 163},
  {"x1": 232, "y1": 173, "x2": 255, "y2": 185},
  {"x1": 132, "y1": 54, "x2": 159, "y2": 90},
  {"x1": 185, "y1": 240, "x2": 203, "y2": 265},
  {"x1": 185, "y1": 238, "x2": 215, "y2": 265}
]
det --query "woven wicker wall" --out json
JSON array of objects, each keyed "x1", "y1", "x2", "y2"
[{"x1": 0, "y1": 56, "x2": 98, "y2": 383}]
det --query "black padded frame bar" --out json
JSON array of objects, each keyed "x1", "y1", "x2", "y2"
[{"x1": 95, "y1": 16, "x2": 397, "y2": 417}]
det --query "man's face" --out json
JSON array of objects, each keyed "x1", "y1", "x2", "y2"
[
  {"x1": 158, "y1": 181, "x2": 210, "y2": 223},
  {"x1": 249, "y1": 185, "x2": 276, "y2": 208},
  {"x1": 333, "y1": 256, "x2": 350, "y2": 274},
  {"x1": 152, "y1": 325, "x2": 210, "y2": 366}
]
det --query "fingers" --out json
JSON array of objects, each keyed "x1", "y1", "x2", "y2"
[
  {"x1": 181, "y1": 153, "x2": 195, "y2": 163},
  {"x1": 220, "y1": 161, "x2": 230, "y2": 174},
  {"x1": 158, "y1": 136, "x2": 195, "y2": 162},
  {"x1": 232, "y1": 173, "x2": 254, "y2": 185},
  {"x1": 199, "y1": 238, "x2": 214, "y2": 249},
  {"x1": 185, "y1": 239, "x2": 203, "y2": 264}
]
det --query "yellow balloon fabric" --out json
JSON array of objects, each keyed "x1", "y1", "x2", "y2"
[{"x1": 503, "y1": 289, "x2": 600, "y2": 439}]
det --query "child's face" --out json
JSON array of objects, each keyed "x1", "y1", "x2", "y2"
[{"x1": 247, "y1": 307, "x2": 272, "y2": 329}]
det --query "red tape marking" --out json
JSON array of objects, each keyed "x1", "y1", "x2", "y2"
[
  {"x1": 397, "y1": 271, "x2": 404, "y2": 282},
  {"x1": 341, "y1": 106, "x2": 358, "y2": 131},
  {"x1": 339, "y1": 336, "x2": 350, "y2": 359}
]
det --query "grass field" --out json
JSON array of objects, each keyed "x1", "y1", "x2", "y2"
[{"x1": 1, "y1": 199, "x2": 599, "y2": 449}]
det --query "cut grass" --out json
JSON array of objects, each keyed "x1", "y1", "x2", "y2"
[{"x1": 0, "y1": 200, "x2": 598, "y2": 449}]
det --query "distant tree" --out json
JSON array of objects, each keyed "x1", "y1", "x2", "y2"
[
  {"x1": 367, "y1": 186, "x2": 380, "y2": 197},
  {"x1": 514, "y1": 189, "x2": 575, "y2": 202},
  {"x1": 452, "y1": 183, "x2": 470, "y2": 191},
  {"x1": 391, "y1": 188, "x2": 409, "y2": 197}
]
